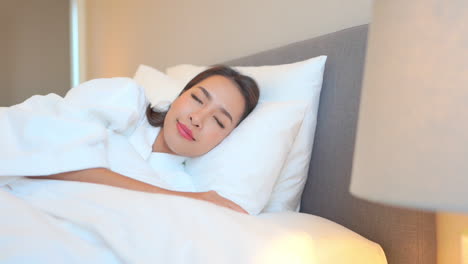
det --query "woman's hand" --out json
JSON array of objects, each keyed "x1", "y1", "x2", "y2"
[
  {"x1": 199, "y1": 190, "x2": 248, "y2": 214},
  {"x1": 31, "y1": 168, "x2": 249, "y2": 214}
]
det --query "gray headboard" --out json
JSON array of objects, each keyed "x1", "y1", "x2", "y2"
[{"x1": 226, "y1": 25, "x2": 436, "y2": 264}]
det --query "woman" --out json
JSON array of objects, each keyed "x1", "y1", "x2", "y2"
[{"x1": 34, "y1": 65, "x2": 260, "y2": 214}]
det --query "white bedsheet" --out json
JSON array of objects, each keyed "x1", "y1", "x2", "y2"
[{"x1": 0, "y1": 178, "x2": 387, "y2": 264}]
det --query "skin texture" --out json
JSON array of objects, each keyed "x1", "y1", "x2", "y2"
[
  {"x1": 153, "y1": 75, "x2": 245, "y2": 157},
  {"x1": 33, "y1": 75, "x2": 249, "y2": 214}
]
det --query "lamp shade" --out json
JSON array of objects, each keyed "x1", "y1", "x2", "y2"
[{"x1": 350, "y1": 0, "x2": 468, "y2": 212}]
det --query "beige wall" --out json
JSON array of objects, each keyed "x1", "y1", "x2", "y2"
[
  {"x1": 85, "y1": 0, "x2": 372, "y2": 79},
  {"x1": 0, "y1": 0, "x2": 70, "y2": 106}
]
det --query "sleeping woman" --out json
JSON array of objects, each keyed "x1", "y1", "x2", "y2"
[{"x1": 3, "y1": 65, "x2": 259, "y2": 214}]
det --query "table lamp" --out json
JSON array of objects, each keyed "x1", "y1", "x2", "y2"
[{"x1": 349, "y1": 0, "x2": 468, "y2": 263}]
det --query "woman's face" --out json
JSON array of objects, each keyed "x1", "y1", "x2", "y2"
[{"x1": 160, "y1": 75, "x2": 246, "y2": 157}]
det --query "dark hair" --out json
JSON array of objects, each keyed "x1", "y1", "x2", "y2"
[{"x1": 146, "y1": 65, "x2": 260, "y2": 127}]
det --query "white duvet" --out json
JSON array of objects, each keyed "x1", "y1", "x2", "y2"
[
  {"x1": 0, "y1": 78, "x2": 387, "y2": 263},
  {"x1": 0, "y1": 178, "x2": 386, "y2": 264}
]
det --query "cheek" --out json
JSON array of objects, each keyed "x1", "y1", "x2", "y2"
[
  {"x1": 166, "y1": 101, "x2": 190, "y2": 122},
  {"x1": 203, "y1": 124, "x2": 232, "y2": 145}
]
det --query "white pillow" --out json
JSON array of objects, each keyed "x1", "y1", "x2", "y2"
[
  {"x1": 133, "y1": 65, "x2": 185, "y2": 110},
  {"x1": 166, "y1": 56, "x2": 326, "y2": 213},
  {"x1": 186, "y1": 101, "x2": 306, "y2": 215},
  {"x1": 166, "y1": 56, "x2": 326, "y2": 103},
  {"x1": 134, "y1": 56, "x2": 326, "y2": 214}
]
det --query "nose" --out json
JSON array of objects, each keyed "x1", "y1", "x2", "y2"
[
  {"x1": 189, "y1": 115, "x2": 200, "y2": 128},
  {"x1": 189, "y1": 109, "x2": 206, "y2": 129}
]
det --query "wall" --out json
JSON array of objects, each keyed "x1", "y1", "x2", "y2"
[
  {"x1": 0, "y1": 0, "x2": 70, "y2": 106},
  {"x1": 84, "y1": 0, "x2": 372, "y2": 79}
]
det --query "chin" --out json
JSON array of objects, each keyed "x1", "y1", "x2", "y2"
[
  {"x1": 165, "y1": 134, "x2": 203, "y2": 157},
  {"x1": 172, "y1": 146, "x2": 203, "y2": 158},
  {"x1": 163, "y1": 121, "x2": 215, "y2": 157},
  {"x1": 170, "y1": 139, "x2": 211, "y2": 158}
]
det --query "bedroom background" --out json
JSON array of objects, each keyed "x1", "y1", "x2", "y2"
[{"x1": 0, "y1": 0, "x2": 465, "y2": 263}]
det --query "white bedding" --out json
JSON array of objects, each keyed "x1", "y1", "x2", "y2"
[
  {"x1": 0, "y1": 178, "x2": 387, "y2": 264},
  {"x1": 0, "y1": 78, "x2": 387, "y2": 263}
]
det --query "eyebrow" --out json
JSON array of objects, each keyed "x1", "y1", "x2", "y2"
[{"x1": 197, "y1": 86, "x2": 233, "y2": 122}]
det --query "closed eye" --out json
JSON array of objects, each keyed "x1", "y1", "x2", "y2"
[
  {"x1": 214, "y1": 116, "x2": 225, "y2": 129},
  {"x1": 191, "y1": 94, "x2": 203, "y2": 104}
]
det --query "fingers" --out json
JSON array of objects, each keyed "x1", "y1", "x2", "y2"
[
  {"x1": 204, "y1": 190, "x2": 249, "y2": 214},
  {"x1": 226, "y1": 201, "x2": 248, "y2": 214},
  {"x1": 235, "y1": 206, "x2": 249, "y2": 214}
]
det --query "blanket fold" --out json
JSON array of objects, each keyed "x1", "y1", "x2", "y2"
[{"x1": 0, "y1": 78, "x2": 147, "y2": 177}]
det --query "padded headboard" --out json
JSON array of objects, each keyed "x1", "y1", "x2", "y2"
[{"x1": 225, "y1": 25, "x2": 436, "y2": 264}]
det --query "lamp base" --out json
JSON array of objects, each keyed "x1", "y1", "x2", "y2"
[{"x1": 463, "y1": 230, "x2": 468, "y2": 264}]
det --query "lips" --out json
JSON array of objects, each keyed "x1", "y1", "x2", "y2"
[{"x1": 176, "y1": 121, "x2": 195, "y2": 141}]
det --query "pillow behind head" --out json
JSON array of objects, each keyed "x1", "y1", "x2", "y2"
[
  {"x1": 166, "y1": 56, "x2": 326, "y2": 214},
  {"x1": 134, "y1": 55, "x2": 326, "y2": 215},
  {"x1": 133, "y1": 65, "x2": 185, "y2": 111},
  {"x1": 185, "y1": 101, "x2": 307, "y2": 214},
  {"x1": 166, "y1": 56, "x2": 326, "y2": 103}
]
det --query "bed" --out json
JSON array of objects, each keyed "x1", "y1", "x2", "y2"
[
  {"x1": 0, "y1": 24, "x2": 435, "y2": 264},
  {"x1": 225, "y1": 24, "x2": 436, "y2": 264}
]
